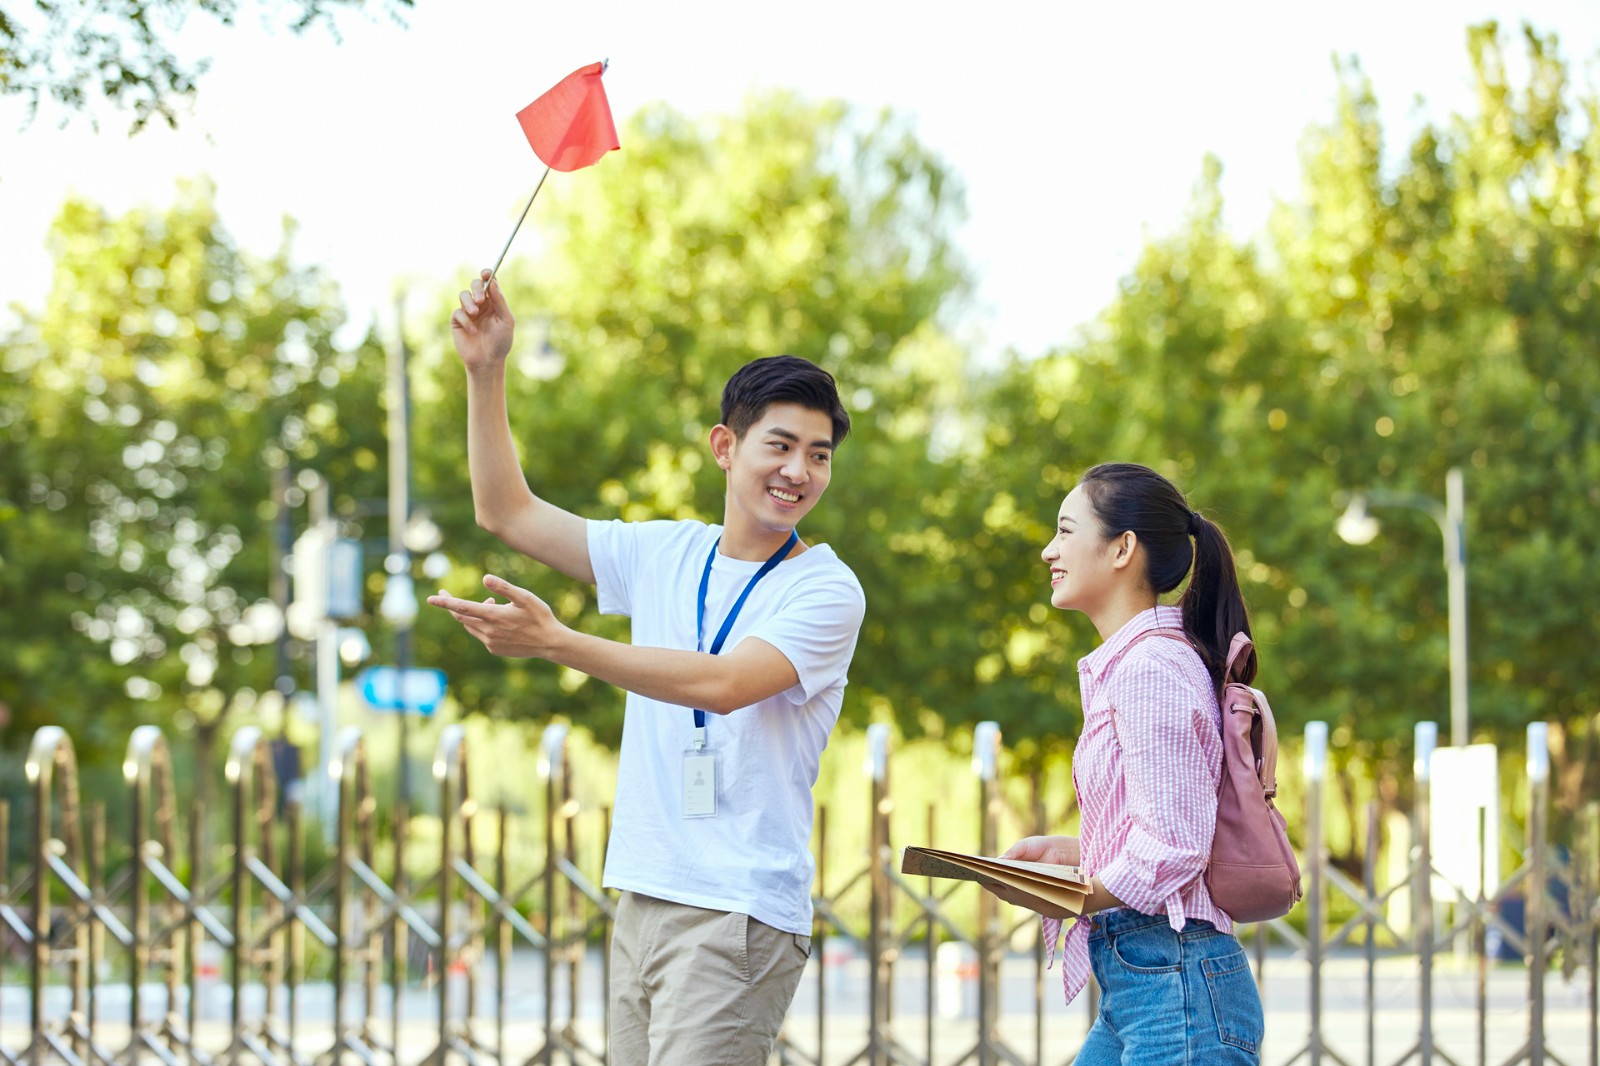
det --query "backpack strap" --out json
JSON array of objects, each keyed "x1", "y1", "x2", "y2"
[
  {"x1": 1253, "y1": 687, "x2": 1279, "y2": 798},
  {"x1": 1121, "y1": 627, "x2": 1191, "y2": 656},
  {"x1": 1125, "y1": 628, "x2": 1256, "y2": 693},
  {"x1": 1224, "y1": 632, "x2": 1256, "y2": 685},
  {"x1": 1223, "y1": 681, "x2": 1277, "y2": 796}
]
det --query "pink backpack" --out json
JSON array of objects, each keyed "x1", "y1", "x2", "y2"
[{"x1": 1115, "y1": 629, "x2": 1303, "y2": 923}]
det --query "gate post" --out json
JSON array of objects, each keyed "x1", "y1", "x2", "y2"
[
  {"x1": 1304, "y1": 721, "x2": 1328, "y2": 1066},
  {"x1": 125, "y1": 725, "x2": 181, "y2": 1063},
  {"x1": 1528, "y1": 722, "x2": 1550, "y2": 1066},
  {"x1": 1414, "y1": 721, "x2": 1436, "y2": 1066},
  {"x1": 866, "y1": 723, "x2": 891, "y2": 1066},
  {"x1": 974, "y1": 722, "x2": 1001, "y2": 1066},
  {"x1": 331, "y1": 726, "x2": 377, "y2": 1058},
  {"x1": 435, "y1": 724, "x2": 468, "y2": 1064},
  {"x1": 26, "y1": 727, "x2": 81, "y2": 1066},
  {"x1": 225, "y1": 726, "x2": 278, "y2": 1060},
  {"x1": 540, "y1": 722, "x2": 568, "y2": 1066}
]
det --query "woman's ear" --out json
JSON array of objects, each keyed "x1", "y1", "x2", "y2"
[
  {"x1": 709, "y1": 424, "x2": 735, "y2": 471},
  {"x1": 1109, "y1": 530, "x2": 1139, "y2": 571}
]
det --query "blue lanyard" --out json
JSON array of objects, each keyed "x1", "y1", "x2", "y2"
[{"x1": 693, "y1": 529, "x2": 799, "y2": 731}]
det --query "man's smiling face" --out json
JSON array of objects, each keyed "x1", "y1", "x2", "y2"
[{"x1": 719, "y1": 402, "x2": 835, "y2": 538}]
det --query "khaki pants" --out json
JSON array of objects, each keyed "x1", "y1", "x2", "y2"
[{"x1": 609, "y1": 891, "x2": 812, "y2": 1065}]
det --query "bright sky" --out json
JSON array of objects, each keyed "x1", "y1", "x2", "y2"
[{"x1": 3, "y1": 0, "x2": 1598, "y2": 358}]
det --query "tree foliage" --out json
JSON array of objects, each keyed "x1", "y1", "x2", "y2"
[
  {"x1": 0, "y1": 180, "x2": 388, "y2": 775},
  {"x1": 0, "y1": 0, "x2": 411, "y2": 130},
  {"x1": 3, "y1": 26, "x2": 1597, "y2": 827},
  {"x1": 962, "y1": 23, "x2": 1599, "y2": 780}
]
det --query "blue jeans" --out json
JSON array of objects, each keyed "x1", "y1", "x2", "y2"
[{"x1": 1076, "y1": 909, "x2": 1263, "y2": 1064}]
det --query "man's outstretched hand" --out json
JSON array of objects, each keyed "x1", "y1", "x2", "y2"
[
  {"x1": 428, "y1": 575, "x2": 565, "y2": 659},
  {"x1": 450, "y1": 269, "x2": 516, "y2": 372}
]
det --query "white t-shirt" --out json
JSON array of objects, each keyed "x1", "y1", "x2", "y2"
[{"x1": 587, "y1": 517, "x2": 866, "y2": 935}]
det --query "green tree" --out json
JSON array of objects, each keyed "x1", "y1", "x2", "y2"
[
  {"x1": 1264, "y1": 23, "x2": 1599, "y2": 758},
  {"x1": 1, "y1": 0, "x2": 412, "y2": 131},
  {"x1": 954, "y1": 22, "x2": 1599, "y2": 809},
  {"x1": 9, "y1": 23, "x2": 1595, "y2": 848},
  {"x1": 0, "y1": 180, "x2": 388, "y2": 784}
]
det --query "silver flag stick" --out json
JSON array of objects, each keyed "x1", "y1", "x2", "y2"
[{"x1": 484, "y1": 165, "x2": 551, "y2": 289}]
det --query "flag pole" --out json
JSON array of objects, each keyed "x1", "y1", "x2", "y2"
[
  {"x1": 485, "y1": 166, "x2": 550, "y2": 289},
  {"x1": 485, "y1": 58, "x2": 609, "y2": 290}
]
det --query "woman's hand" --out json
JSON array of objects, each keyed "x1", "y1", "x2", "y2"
[
  {"x1": 1000, "y1": 835, "x2": 1080, "y2": 867},
  {"x1": 978, "y1": 835, "x2": 1083, "y2": 918}
]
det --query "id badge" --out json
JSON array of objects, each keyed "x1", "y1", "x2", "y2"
[{"x1": 682, "y1": 751, "x2": 717, "y2": 818}]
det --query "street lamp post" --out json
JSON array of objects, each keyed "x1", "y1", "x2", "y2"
[
  {"x1": 1336, "y1": 467, "x2": 1469, "y2": 746},
  {"x1": 386, "y1": 295, "x2": 415, "y2": 809},
  {"x1": 380, "y1": 298, "x2": 451, "y2": 810},
  {"x1": 282, "y1": 469, "x2": 347, "y2": 839},
  {"x1": 270, "y1": 462, "x2": 296, "y2": 728}
]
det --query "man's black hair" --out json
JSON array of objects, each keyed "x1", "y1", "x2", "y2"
[{"x1": 720, "y1": 354, "x2": 851, "y2": 447}]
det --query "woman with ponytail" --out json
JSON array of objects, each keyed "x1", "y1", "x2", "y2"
[{"x1": 984, "y1": 462, "x2": 1264, "y2": 1063}]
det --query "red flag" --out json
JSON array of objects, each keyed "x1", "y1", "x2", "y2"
[{"x1": 516, "y1": 62, "x2": 620, "y2": 173}]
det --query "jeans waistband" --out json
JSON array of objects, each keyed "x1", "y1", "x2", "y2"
[{"x1": 1086, "y1": 908, "x2": 1216, "y2": 942}]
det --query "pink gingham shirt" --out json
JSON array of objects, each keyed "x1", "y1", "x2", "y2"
[{"x1": 1042, "y1": 605, "x2": 1231, "y2": 1004}]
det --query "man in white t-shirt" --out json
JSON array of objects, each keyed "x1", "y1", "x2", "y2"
[{"x1": 429, "y1": 270, "x2": 865, "y2": 1064}]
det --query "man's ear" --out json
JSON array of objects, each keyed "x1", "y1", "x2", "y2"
[
  {"x1": 709, "y1": 424, "x2": 735, "y2": 471},
  {"x1": 1109, "y1": 530, "x2": 1139, "y2": 571}
]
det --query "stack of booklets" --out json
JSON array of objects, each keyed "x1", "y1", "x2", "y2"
[{"x1": 900, "y1": 846, "x2": 1090, "y2": 914}]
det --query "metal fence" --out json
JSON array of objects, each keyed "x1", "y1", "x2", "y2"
[{"x1": 0, "y1": 718, "x2": 1593, "y2": 1065}]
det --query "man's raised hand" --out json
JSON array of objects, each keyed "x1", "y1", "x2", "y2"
[{"x1": 449, "y1": 268, "x2": 516, "y2": 372}]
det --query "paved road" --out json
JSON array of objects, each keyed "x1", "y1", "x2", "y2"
[{"x1": 3, "y1": 946, "x2": 1591, "y2": 1063}]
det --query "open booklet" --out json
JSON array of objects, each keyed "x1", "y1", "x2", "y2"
[{"x1": 900, "y1": 845, "x2": 1090, "y2": 915}]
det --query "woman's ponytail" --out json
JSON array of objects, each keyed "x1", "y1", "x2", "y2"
[
  {"x1": 1181, "y1": 513, "x2": 1254, "y2": 688},
  {"x1": 1080, "y1": 463, "x2": 1254, "y2": 692}
]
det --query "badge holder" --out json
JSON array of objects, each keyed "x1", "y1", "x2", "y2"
[{"x1": 682, "y1": 723, "x2": 717, "y2": 818}]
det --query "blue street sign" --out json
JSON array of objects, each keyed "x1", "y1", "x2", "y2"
[{"x1": 357, "y1": 666, "x2": 447, "y2": 716}]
